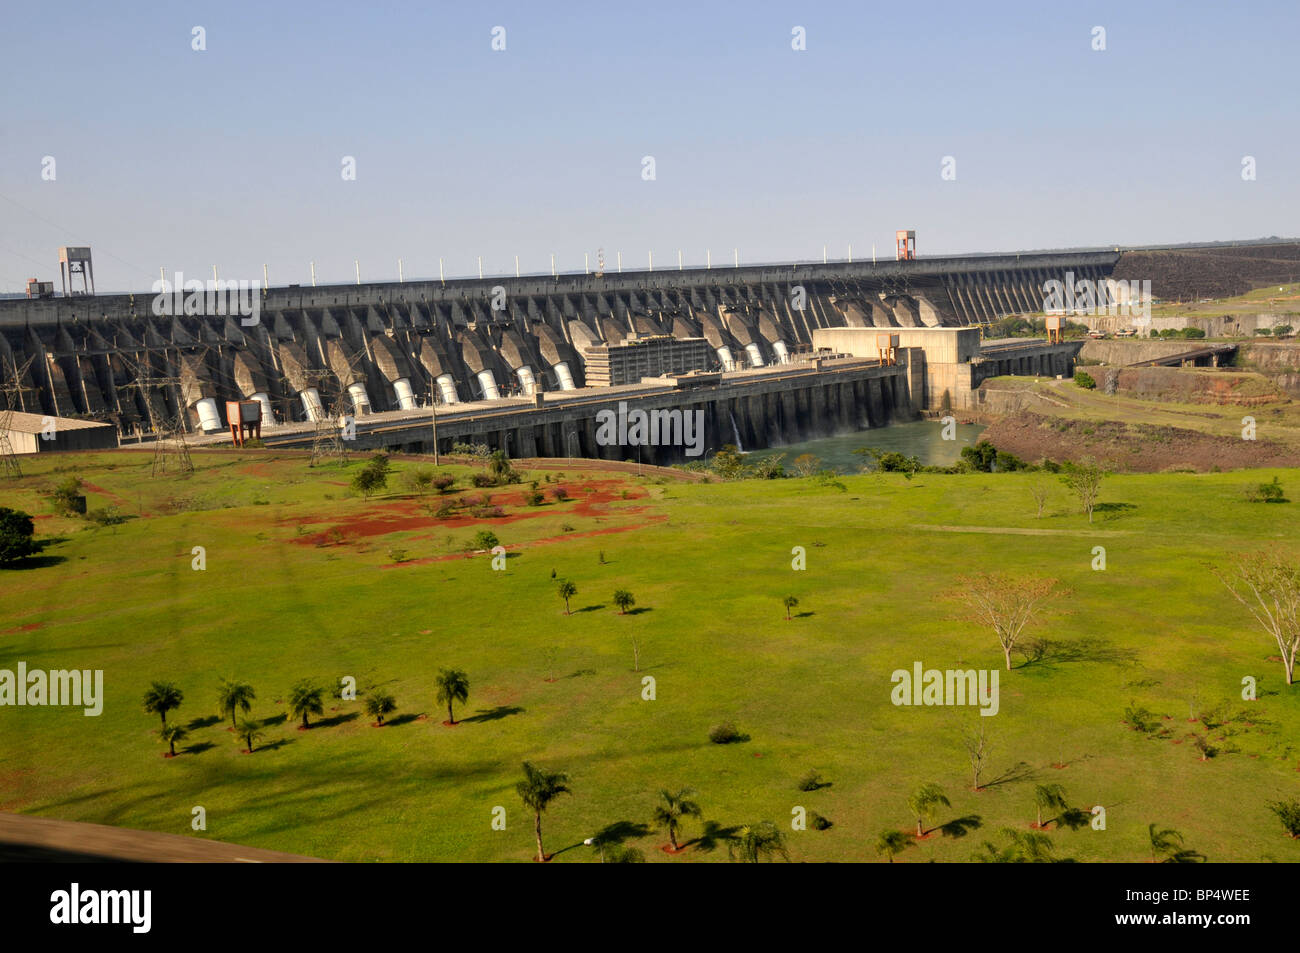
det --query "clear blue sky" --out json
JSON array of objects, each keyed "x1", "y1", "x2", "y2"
[{"x1": 1, "y1": 0, "x2": 1295, "y2": 292}]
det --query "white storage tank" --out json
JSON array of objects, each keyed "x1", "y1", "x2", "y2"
[
  {"x1": 195, "y1": 397, "x2": 223, "y2": 432},
  {"x1": 347, "y1": 382, "x2": 371, "y2": 415},
  {"x1": 393, "y1": 378, "x2": 417, "y2": 410},
  {"x1": 435, "y1": 374, "x2": 459, "y2": 405},
  {"x1": 301, "y1": 387, "x2": 324, "y2": 421},
  {"x1": 476, "y1": 370, "x2": 500, "y2": 401},
  {"x1": 552, "y1": 362, "x2": 575, "y2": 391},
  {"x1": 516, "y1": 366, "x2": 536, "y2": 395},
  {"x1": 251, "y1": 392, "x2": 275, "y2": 426}
]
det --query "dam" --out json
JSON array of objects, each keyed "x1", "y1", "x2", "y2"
[{"x1": 0, "y1": 248, "x2": 1115, "y2": 457}]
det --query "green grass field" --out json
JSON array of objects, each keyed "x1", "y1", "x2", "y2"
[{"x1": 2, "y1": 449, "x2": 1299, "y2": 862}]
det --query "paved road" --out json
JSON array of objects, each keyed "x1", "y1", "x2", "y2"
[{"x1": 0, "y1": 813, "x2": 328, "y2": 863}]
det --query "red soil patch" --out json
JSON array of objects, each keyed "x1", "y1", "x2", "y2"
[
  {"x1": 441, "y1": 720, "x2": 459, "y2": 728},
  {"x1": 661, "y1": 844, "x2": 690, "y2": 855},
  {"x1": 162, "y1": 752, "x2": 176, "y2": 759},
  {"x1": 78, "y1": 480, "x2": 131, "y2": 507},
  {"x1": 910, "y1": 830, "x2": 934, "y2": 841},
  {"x1": 1, "y1": 622, "x2": 44, "y2": 635}
]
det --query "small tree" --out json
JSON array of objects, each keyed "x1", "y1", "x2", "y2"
[
  {"x1": 1268, "y1": 799, "x2": 1300, "y2": 838},
  {"x1": 435, "y1": 668, "x2": 470, "y2": 725},
  {"x1": 288, "y1": 680, "x2": 325, "y2": 729},
  {"x1": 1060, "y1": 458, "x2": 1105, "y2": 523},
  {"x1": 956, "y1": 573, "x2": 1062, "y2": 671},
  {"x1": 1028, "y1": 478, "x2": 1050, "y2": 519},
  {"x1": 142, "y1": 681, "x2": 184, "y2": 728},
  {"x1": 782, "y1": 595, "x2": 799, "y2": 621},
  {"x1": 557, "y1": 579, "x2": 577, "y2": 615},
  {"x1": 907, "y1": 783, "x2": 950, "y2": 837},
  {"x1": 472, "y1": 529, "x2": 499, "y2": 550},
  {"x1": 1033, "y1": 783, "x2": 1068, "y2": 829},
  {"x1": 216, "y1": 678, "x2": 255, "y2": 730},
  {"x1": 405, "y1": 468, "x2": 435, "y2": 495},
  {"x1": 0, "y1": 508, "x2": 39, "y2": 566},
  {"x1": 729, "y1": 822, "x2": 788, "y2": 863},
  {"x1": 50, "y1": 476, "x2": 85, "y2": 516},
  {"x1": 875, "y1": 829, "x2": 914, "y2": 863},
  {"x1": 1214, "y1": 549, "x2": 1300, "y2": 684},
  {"x1": 653, "y1": 788, "x2": 702, "y2": 851},
  {"x1": 963, "y1": 721, "x2": 992, "y2": 791},
  {"x1": 613, "y1": 589, "x2": 635, "y2": 615},
  {"x1": 365, "y1": 691, "x2": 397, "y2": 725},
  {"x1": 516, "y1": 762, "x2": 571, "y2": 862},
  {"x1": 160, "y1": 724, "x2": 187, "y2": 757},
  {"x1": 236, "y1": 718, "x2": 263, "y2": 753},
  {"x1": 351, "y1": 466, "x2": 386, "y2": 500},
  {"x1": 792, "y1": 454, "x2": 821, "y2": 478}
]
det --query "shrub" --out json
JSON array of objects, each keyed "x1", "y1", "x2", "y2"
[
  {"x1": 811, "y1": 813, "x2": 833, "y2": 831},
  {"x1": 1245, "y1": 477, "x2": 1285, "y2": 503},
  {"x1": 525, "y1": 489, "x2": 545, "y2": 506},
  {"x1": 434, "y1": 500, "x2": 458, "y2": 519},
  {"x1": 1124, "y1": 702, "x2": 1156, "y2": 734},
  {"x1": 551, "y1": 487, "x2": 568, "y2": 502},
  {"x1": 560, "y1": 523, "x2": 575, "y2": 533},
  {"x1": 709, "y1": 722, "x2": 741, "y2": 744},
  {"x1": 471, "y1": 472, "x2": 496, "y2": 488},
  {"x1": 472, "y1": 530, "x2": 499, "y2": 550},
  {"x1": 432, "y1": 475, "x2": 456, "y2": 493},
  {"x1": 1274, "y1": 325, "x2": 1293, "y2": 337},
  {"x1": 1255, "y1": 327, "x2": 1273, "y2": 336},
  {"x1": 387, "y1": 547, "x2": 409, "y2": 563},
  {"x1": 405, "y1": 468, "x2": 435, "y2": 495},
  {"x1": 1074, "y1": 370, "x2": 1097, "y2": 389},
  {"x1": 797, "y1": 771, "x2": 823, "y2": 792},
  {"x1": 50, "y1": 476, "x2": 85, "y2": 516},
  {"x1": 85, "y1": 506, "x2": 126, "y2": 526},
  {"x1": 0, "y1": 508, "x2": 39, "y2": 566},
  {"x1": 1269, "y1": 799, "x2": 1300, "y2": 838}
]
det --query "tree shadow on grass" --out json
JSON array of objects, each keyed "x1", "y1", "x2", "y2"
[
  {"x1": 1054, "y1": 808, "x2": 1093, "y2": 831},
  {"x1": 181, "y1": 741, "x2": 214, "y2": 755},
  {"x1": 792, "y1": 611, "x2": 815, "y2": 619},
  {"x1": 1018, "y1": 638, "x2": 1138, "y2": 670},
  {"x1": 186, "y1": 715, "x2": 221, "y2": 730},
  {"x1": 623, "y1": 607, "x2": 653, "y2": 616},
  {"x1": 563, "y1": 668, "x2": 596, "y2": 679},
  {"x1": 386, "y1": 713, "x2": 421, "y2": 727},
  {"x1": 981, "y1": 761, "x2": 1036, "y2": 789},
  {"x1": 257, "y1": 738, "x2": 294, "y2": 752},
  {"x1": 686, "y1": 820, "x2": 741, "y2": 854},
  {"x1": 5, "y1": 554, "x2": 67, "y2": 570},
  {"x1": 555, "y1": 819, "x2": 653, "y2": 857},
  {"x1": 1094, "y1": 502, "x2": 1137, "y2": 521},
  {"x1": 261, "y1": 713, "x2": 288, "y2": 728},
  {"x1": 573, "y1": 604, "x2": 605, "y2": 614},
  {"x1": 462, "y1": 705, "x2": 524, "y2": 724},
  {"x1": 938, "y1": 814, "x2": 983, "y2": 839},
  {"x1": 313, "y1": 711, "x2": 359, "y2": 729}
]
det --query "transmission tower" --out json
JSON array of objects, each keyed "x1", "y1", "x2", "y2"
[
  {"x1": 123, "y1": 351, "x2": 195, "y2": 478},
  {"x1": 0, "y1": 356, "x2": 37, "y2": 478}
]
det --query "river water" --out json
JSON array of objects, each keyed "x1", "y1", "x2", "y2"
[{"x1": 745, "y1": 419, "x2": 986, "y2": 471}]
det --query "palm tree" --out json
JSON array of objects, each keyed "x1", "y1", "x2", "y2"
[
  {"x1": 652, "y1": 788, "x2": 702, "y2": 851},
  {"x1": 159, "y1": 724, "x2": 187, "y2": 757},
  {"x1": 557, "y1": 579, "x2": 577, "y2": 615},
  {"x1": 488, "y1": 449, "x2": 511, "y2": 482},
  {"x1": 288, "y1": 680, "x2": 325, "y2": 729},
  {"x1": 973, "y1": 828, "x2": 1057, "y2": 863},
  {"x1": 236, "y1": 718, "x2": 263, "y2": 753},
  {"x1": 782, "y1": 595, "x2": 799, "y2": 620},
  {"x1": 875, "y1": 829, "x2": 913, "y2": 863},
  {"x1": 365, "y1": 691, "x2": 397, "y2": 726},
  {"x1": 729, "y1": 822, "x2": 788, "y2": 863},
  {"x1": 516, "y1": 761, "x2": 571, "y2": 862},
  {"x1": 143, "y1": 681, "x2": 183, "y2": 727},
  {"x1": 907, "y1": 783, "x2": 950, "y2": 837},
  {"x1": 435, "y1": 668, "x2": 470, "y2": 725},
  {"x1": 613, "y1": 589, "x2": 635, "y2": 615},
  {"x1": 1149, "y1": 816, "x2": 1190, "y2": 863},
  {"x1": 1033, "y1": 783, "x2": 1069, "y2": 829},
  {"x1": 216, "y1": 678, "x2": 255, "y2": 730}
]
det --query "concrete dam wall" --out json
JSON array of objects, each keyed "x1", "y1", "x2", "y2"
[{"x1": 0, "y1": 251, "x2": 1117, "y2": 439}]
